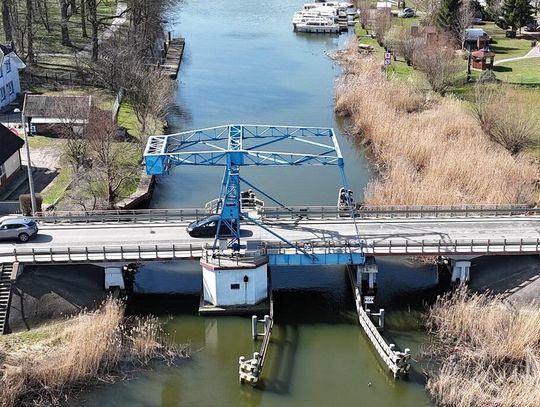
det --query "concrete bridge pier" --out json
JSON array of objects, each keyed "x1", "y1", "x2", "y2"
[
  {"x1": 356, "y1": 256, "x2": 378, "y2": 306},
  {"x1": 450, "y1": 259, "x2": 471, "y2": 284}
]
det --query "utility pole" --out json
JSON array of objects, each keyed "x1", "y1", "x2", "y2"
[{"x1": 20, "y1": 108, "x2": 37, "y2": 216}]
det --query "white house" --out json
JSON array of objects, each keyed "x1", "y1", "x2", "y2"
[
  {"x1": 0, "y1": 44, "x2": 26, "y2": 111},
  {"x1": 0, "y1": 123, "x2": 24, "y2": 193}
]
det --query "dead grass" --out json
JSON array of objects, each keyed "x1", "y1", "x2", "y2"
[
  {"x1": 0, "y1": 299, "x2": 188, "y2": 407},
  {"x1": 335, "y1": 55, "x2": 539, "y2": 205},
  {"x1": 425, "y1": 287, "x2": 540, "y2": 407}
]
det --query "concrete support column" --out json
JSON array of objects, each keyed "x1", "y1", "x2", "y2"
[
  {"x1": 356, "y1": 256, "x2": 378, "y2": 306},
  {"x1": 450, "y1": 260, "x2": 471, "y2": 284}
]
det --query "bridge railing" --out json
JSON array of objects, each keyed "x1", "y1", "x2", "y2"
[
  {"x1": 24, "y1": 204, "x2": 540, "y2": 225},
  {"x1": 266, "y1": 237, "x2": 540, "y2": 256},
  {"x1": 261, "y1": 204, "x2": 539, "y2": 220},
  {"x1": 7, "y1": 243, "x2": 206, "y2": 263},
  {"x1": 34, "y1": 208, "x2": 213, "y2": 224},
  {"x1": 4, "y1": 237, "x2": 540, "y2": 264}
]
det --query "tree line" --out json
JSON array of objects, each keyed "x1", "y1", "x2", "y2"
[{"x1": 1, "y1": 0, "x2": 177, "y2": 62}]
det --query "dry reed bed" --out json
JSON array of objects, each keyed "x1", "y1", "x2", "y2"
[
  {"x1": 0, "y1": 299, "x2": 188, "y2": 407},
  {"x1": 334, "y1": 43, "x2": 538, "y2": 205},
  {"x1": 426, "y1": 288, "x2": 540, "y2": 407}
]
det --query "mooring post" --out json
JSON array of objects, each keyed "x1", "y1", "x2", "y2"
[
  {"x1": 379, "y1": 308, "x2": 385, "y2": 330},
  {"x1": 252, "y1": 315, "x2": 257, "y2": 339},
  {"x1": 263, "y1": 315, "x2": 270, "y2": 335}
]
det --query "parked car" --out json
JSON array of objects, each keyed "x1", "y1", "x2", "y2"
[
  {"x1": 471, "y1": 17, "x2": 484, "y2": 25},
  {"x1": 187, "y1": 215, "x2": 237, "y2": 238},
  {"x1": 524, "y1": 22, "x2": 540, "y2": 32},
  {"x1": 398, "y1": 8, "x2": 415, "y2": 18},
  {"x1": 0, "y1": 217, "x2": 39, "y2": 242}
]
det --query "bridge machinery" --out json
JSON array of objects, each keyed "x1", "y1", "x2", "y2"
[{"x1": 144, "y1": 124, "x2": 366, "y2": 310}]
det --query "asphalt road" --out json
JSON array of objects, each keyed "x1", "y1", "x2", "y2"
[{"x1": 0, "y1": 217, "x2": 539, "y2": 255}]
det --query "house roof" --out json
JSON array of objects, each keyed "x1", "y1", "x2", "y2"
[
  {"x1": 0, "y1": 123, "x2": 24, "y2": 164},
  {"x1": 22, "y1": 95, "x2": 92, "y2": 122},
  {"x1": 0, "y1": 44, "x2": 26, "y2": 69},
  {"x1": 465, "y1": 28, "x2": 489, "y2": 41}
]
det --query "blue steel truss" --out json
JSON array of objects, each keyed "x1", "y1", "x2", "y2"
[{"x1": 144, "y1": 124, "x2": 353, "y2": 252}]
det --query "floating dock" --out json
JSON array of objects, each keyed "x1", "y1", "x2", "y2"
[{"x1": 160, "y1": 33, "x2": 185, "y2": 80}]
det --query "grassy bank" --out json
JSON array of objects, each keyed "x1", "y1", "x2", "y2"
[
  {"x1": 426, "y1": 288, "x2": 540, "y2": 407},
  {"x1": 0, "y1": 299, "x2": 187, "y2": 407},
  {"x1": 334, "y1": 43, "x2": 538, "y2": 205}
]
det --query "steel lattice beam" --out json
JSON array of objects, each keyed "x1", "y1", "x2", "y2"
[{"x1": 143, "y1": 124, "x2": 353, "y2": 252}]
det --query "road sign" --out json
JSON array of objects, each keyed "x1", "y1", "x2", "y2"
[{"x1": 384, "y1": 51, "x2": 392, "y2": 67}]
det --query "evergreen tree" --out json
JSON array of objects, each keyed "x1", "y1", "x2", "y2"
[
  {"x1": 497, "y1": 0, "x2": 533, "y2": 32},
  {"x1": 438, "y1": 0, "x2": 463, "y2": 32}
]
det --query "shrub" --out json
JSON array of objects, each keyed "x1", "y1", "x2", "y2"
[
  {"x1": 335, "y1": 55, "x2": 539, "y2": 206},
  {"x1": 19, "y1": 193, "x2": 43, "y2": 215},
  {"x1": 426, "y1": 287, "x2": 540, "y2": 407},
  {"x1": 471, "y1": 84, "x2": 539, "y2": 155},
  {"x1": 0, "y1": 299, "x2": 187, "y2": 407},
  {"x1": 412, "y1": 38, "x2": 463, "y2": 95}
]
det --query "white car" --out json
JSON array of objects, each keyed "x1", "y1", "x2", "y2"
[{"x1": 398, "y1": 8, "x2": 415, "y2": 18}]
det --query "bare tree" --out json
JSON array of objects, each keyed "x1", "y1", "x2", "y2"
[
  {"x1": 2, "y1": 0, "x2": 13, "y2": 42},
  {"x1": 83, "y1": 109, "x2": 140, "y2": 208},
  {"x1": 25, "y1": 0, "x2": 35, "y2": 62},
  {"x1": 86, "y1": 0, "x2": 131, "y2": 61},
  {"x1": 35, "y1": 0, "x2": 52, "y2": 33},
  {"x1": 59, "y1": 0, "x2": 73, "y2": 46},
  {"x1": 412, "y1": 37, "x2": 463, "y2": 95},
  {"x1": 455, "y1": 0, "x2": 474, "y2": 48},
  {"x1": 54, "y1": 98, "x2": 93, "y2": 170},
  {"x1": 415, "y1": 0, "x2": 442, "y2": 26},
  {"x1": 471, "y1": 84, "x2": 538, "y2": 155},
  {"x1": 129, "y1": 69, "x2": 175, "y2": 139},
  {"x1": 374, "y1": 10, "x2": 392, "y2": 44},
  {"x1": 80, "y1": 0, "x2": 88, "y2": 38}
]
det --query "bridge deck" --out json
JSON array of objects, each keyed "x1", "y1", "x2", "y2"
[{"x1": 0, "y1": 216, "x2": 539, "y2": 264}]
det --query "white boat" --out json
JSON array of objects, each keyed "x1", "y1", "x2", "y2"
[
  {"x1": 295, "y1": 16, "x2": 341, "y2": 33},
  {"x1": 292, "y1": 8, "x2": 337, "y2": 29}
]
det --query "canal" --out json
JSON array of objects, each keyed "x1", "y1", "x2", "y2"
[{"x1": 76, "y1": 0, "x2": 436, "y2": 405}]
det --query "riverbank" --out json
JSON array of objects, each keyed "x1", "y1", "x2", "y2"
[
  {"x1": 334, "y1": 40, "x2": 539, "y2": 206},
  {"x1": 0, "y1": 298, "x2": 188, "y2": 407},
  {"x1": 425, "y1": 287, "x2": 540, "y2": 407}
]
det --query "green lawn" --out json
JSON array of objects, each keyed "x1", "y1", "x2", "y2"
[
  {"x1": 354, "y1": 22, "x2": 420, "y2": 81},
  {"x1": 42, "y1": 166, "x2": 73, "y2": 206},
  {"x1": 117, "y1": 101, "x2": 141, "y2": 138},
  {"x1": 494, "y1": 58, "x2": 540, "y2": 84},
  {"x1": 481, "y1": 22, "x2": 536, "y2": 61},
  {"x1": 1, "y1": 0, "x2": 122, "y2": 72}
]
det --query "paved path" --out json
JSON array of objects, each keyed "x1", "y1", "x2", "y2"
[
  {"x1": 494, "y1": 45, "x2": 540, "y2": 65},
  {"x1": 37, "y1": 2, "x2": 128, "y2": 60}
]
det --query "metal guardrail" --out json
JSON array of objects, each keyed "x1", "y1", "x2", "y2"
[
  {"x1": 5, "y1": 237, "x2": 540, "y2": 265},
  {"x1": 7, "y1": 243, "x2": 205, "y2": 263},
  {"x1": 34, "y1": 208, "x2": 213, "y2": 224},
  {"x1": 261, "y1": 204, "x2": 540, "y2": 220},
  {"x1": 265, "y1": 238, "x2": 540, "y2": 256},
  {"x1": 27, "y1": 204, "x2": 540, "y2": 225}
]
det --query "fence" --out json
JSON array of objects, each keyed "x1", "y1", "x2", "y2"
[
  {"x1": 5, "y1": 237, "x2": 540, "y2": 265},
  {"x1": 32, "y1": 204, "x2": 540, "y2": 225},
  {"x1": 111, "y1": 88, "x2": 125, "y2": 122},
  {"x1": 0, "y1": 201, "x2": 20, "y2": 215}
]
